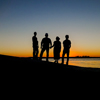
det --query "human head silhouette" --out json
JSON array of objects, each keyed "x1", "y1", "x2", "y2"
[
  {"x1": 65, "y1": 35, "x2": 69, "y2": 40},
  {"x1": 45, "y1": 33, "x2": 48, "y2": 38},
  {"x1": 56, "y1": 36, "x2": 60, "y2": 41},
  {"x1": 34, "y1": 32, "x2": 37, "y2": 36}
]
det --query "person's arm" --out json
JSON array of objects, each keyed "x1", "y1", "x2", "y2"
[
  {"x1": 49, "y1": 39, "x2": 52, "y2": 47},
  {"x1": 37, "y1": 40, "x2": 39, "y2": 48},
  {"x1": 69, "y1": 41, "x2": 71, "y2": 48},
  {"x1": 60, "y1": 42, "x2": 61, "y2": 52},
  {"x1": 49, "y1": 42, "x2": 54, "y2": 49},
  {"x1": 63, "y1": 41, "x2": 64, "y2": 48}
]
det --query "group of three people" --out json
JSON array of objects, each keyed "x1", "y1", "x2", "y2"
[{"x1": 32, "y1": 32, "x2": 71, "y2": 65}]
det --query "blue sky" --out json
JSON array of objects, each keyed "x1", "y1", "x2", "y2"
[{"x1": 0, "y1": 0, "x2": 100, "y2": 57}]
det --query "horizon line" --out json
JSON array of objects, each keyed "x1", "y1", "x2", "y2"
[{"x1": 0, "y1": 54, "x2": 100, "y2": 58}]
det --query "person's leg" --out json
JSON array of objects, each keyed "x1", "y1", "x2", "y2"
[
  {"x1": 62, "y1": 50, "x2": 65, "y2": 64},
  {"x1": 36, "y1": 48, "x2": 39, "y2": 59},
  {"x1": 57, "y1": 59, "x2": 58, "y2": 63},
  {"x1": 33, "y1": 48, "x2": 35, "y2": 58},
  {"x1": 40, "y1": 48, "x2": 45, "y2": 60},
  {"x1": 66, "y1": 50, "x2": 69, "y2": 65},
  {"x1": 46, "y1": 49, "x2": 49, "y2": 62}
]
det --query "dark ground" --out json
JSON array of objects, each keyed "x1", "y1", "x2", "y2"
[
  {"x1": 1, "y1": 54, "x2": 100, "y2": 81},
  {"x1": 1, "y1": 54, "x2": 100, "y2": 97},
  {"x1": 0, "y1": 55, "x2": 100, "y2": 71},
  {"x1": 0, "y1": 54, "x2": 100, "y2": 73},
  {"x1": 1, "y1": 54, "x2": 100, "y2": 82}
]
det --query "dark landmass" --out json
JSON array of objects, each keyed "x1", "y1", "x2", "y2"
[
  {"x1": 1, "y1": 54, "x2": 100, "y2": 92},
  {"x1": 0, "y1": 54, "x2": 100, "y2": 74}
]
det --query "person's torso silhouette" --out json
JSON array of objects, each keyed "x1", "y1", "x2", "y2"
[
  {"x1": 32, "y1": 32, "x2": 38, "y2": 59},
  {"x1": 32, "y1": 36, "x2": 38, "y2": 48},
  {"x1": 63, "y1": 39, "x2": 71, "y2": 52},
  {"x1": 41, "y1": 37, "x2": 51, "y2": 49},
  {"x1": 53, "y1": 37, "x2": 61, "y2": 63},
  {"x1": 54, "y1": 41, "x2": 61, "y2": 49},
  {"x1": 40, "y1": 33, "x2": 52, "y2": 61},
  {"x1": 62, "y1": 35, "x2": 71, "y2": 65},
  {"x1": 53, "y1": 37, "x2": 61, "y2": 53}
]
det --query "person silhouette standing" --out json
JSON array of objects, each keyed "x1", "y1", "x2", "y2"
[
  {"x1": 32, "y1": 32, "x2": 39, "y2": 59},
  {"x1": 50, "y1": 36, "x2": 61, "y2": 63},
  {"x1": 40, "y1": 33, "x2": 52, "y2": 62},
  {"x1": 62, "y1": 35, "x2": 71, "y2": 65}
]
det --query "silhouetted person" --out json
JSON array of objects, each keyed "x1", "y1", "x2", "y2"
[
  {"x1": 40, "y1": 33, "x2": 52, "y2": 62},
  {"x1": 32, "y1": 32, "x2": 39, "y2": 59},
  {"x1": 50, "y1": 36, "x2": 61, "y2": 63},
  {"x1": 62, "y1": 35, "x2": 71, "y2": 65}
]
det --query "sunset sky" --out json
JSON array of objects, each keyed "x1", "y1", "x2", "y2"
[{"x1": 0, "y1": 0, "x2": 100, "y2": 57}]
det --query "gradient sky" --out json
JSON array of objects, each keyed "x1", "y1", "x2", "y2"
[{"x1": 0, "y1": 0, "x2": 100, "y2": 57}]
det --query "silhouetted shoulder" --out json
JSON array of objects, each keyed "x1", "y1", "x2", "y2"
[
  {"x1": 41, "y1": 38, "x2": 45, "y2": 42},
  {"x1": 63, "y1": 40, "x2": 71, "y2": 45},
  {"x1": 32, "y1": 36, "x2": 38, "y2": 47},
  {"x1": 32, "y1": 36, "x2": 37, "y2": 42},
  {"x1": 54, "y1": 41, "x2": 61, "y2": 46},
  {"x1": 47, "y1": 38, "x2": 51, "y2": 42},
  {"x1": 42, "y1": 38, "x2": 51, "y2": 43},
  {"x1": 63, "y1": 40, "x2": 71, "y2": 49}
]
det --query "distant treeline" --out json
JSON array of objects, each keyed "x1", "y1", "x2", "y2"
[{"x1": 75, "y1": 56, "x2": 90, "y2": 58}]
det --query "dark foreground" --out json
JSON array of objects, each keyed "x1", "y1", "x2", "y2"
[
  {"x1": 1, "y1": 54, "x2": 100, "y2": 95},
  {"x1": 1, "y1": 54, "x2": 100, "y2": 73}
]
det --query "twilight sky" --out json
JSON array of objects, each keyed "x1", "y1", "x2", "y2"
[{"x1": 0, "y1": 0, "x2": 100, "y2": 57}]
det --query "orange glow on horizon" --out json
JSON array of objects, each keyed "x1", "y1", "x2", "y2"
[
  {"x1": 1, "y1": 48, "x2": 100, "y2": 57},
  {"x1": 1, "y1": 52, "x2": 100, "y2": 58}
]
